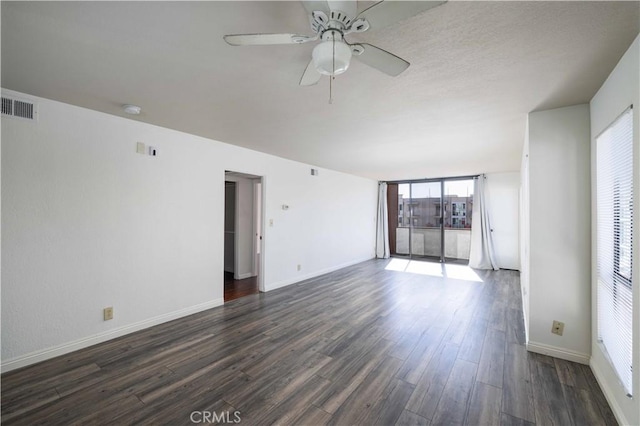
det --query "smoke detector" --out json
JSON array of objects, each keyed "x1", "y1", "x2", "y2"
[{"x1": 123, "y1": 104, "x2": 141, "y2": 115}]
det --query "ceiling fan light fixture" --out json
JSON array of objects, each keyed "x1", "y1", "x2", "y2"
[{"x1": 312, "y1": 40, "x2": 352, "y2": 76}]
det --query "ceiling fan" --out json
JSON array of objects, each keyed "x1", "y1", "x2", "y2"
[{"x1": 223, "y1": 1, "x2": 446, "y2": 86}]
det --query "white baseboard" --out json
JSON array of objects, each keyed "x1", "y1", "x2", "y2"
[
  {"x1": 1, "y1": 298, "x2": 223, "y2": 373},
  {"x1": 234, "y1": 272, "x2": 254, "y2": 280},
  {"x1": 589, "y1": 358, "x2": 631, "y2": 426},
  {"x1": 526, "y1": 341, "x2": 590, "y2": 365},
  {"x1": 266, "y1": 256, "x2": 374, "y2": 292}
]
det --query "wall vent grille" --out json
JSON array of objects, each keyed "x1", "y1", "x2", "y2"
[
  {"x1": 2, "y1": 97, "x2": 13, "y2": 116},
  {"x1": 1, "y1": 95, "x2": 36, "y2": 121}
]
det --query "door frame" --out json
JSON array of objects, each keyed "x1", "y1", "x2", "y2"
[
  {"x1": 253, "y1": 178, "x2": 266, "y2": 292},
  {"x1": 224, "y1": 170, "x2": 266, "y2": 293}
]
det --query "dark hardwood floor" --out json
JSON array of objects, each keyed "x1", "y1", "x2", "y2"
[
  {"x1": 1, "y1": 259, "x2": 616, "y2": 425},
  {"x1": 224, "y1": 272, "x2": 259, "y2": 302}
]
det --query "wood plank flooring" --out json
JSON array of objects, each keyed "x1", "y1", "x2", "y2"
[
  {"x1": 1, "y1": 259, "x2": 616, "y2": 425},
  {"x1": 224, "y1": 272, "x2": 259, "y2": 302}
]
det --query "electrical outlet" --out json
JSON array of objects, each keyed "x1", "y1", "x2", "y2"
[
  {"x1": 551, "y1": 320, "x2": 564, "y2": 336},
  {"x1": 297, "y1": 264, "x2": 301, "y2": 271},
  {"x1": 104, "y1": 307, "x2": 114, "y2": 321}
]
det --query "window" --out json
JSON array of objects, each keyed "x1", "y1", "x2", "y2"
[{"x1": 596, "y1": 106, "x2": 634, "y2": 396}]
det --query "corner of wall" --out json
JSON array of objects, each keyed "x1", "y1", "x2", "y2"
[
  {"x1": 525, "y1": 103, "x2": 592, "y2": 358},
  {"x1": 526, "y1": 341, "x2": 590, "y2": 365},
  {"x1": 520, "y1": 120, "x2": 531, "y2": 342}
]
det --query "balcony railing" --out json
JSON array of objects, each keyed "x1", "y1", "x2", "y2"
[{"x1": 395, "y1": 227, "x2": 471, "y2": 260}]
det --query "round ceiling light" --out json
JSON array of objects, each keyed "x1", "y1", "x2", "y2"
[
  {"x1": 312, "y1": 40, "x2": 352, "y2": 76},
  {"x1": 123, "y1": 104, "x2": 141, "y2": 115}
]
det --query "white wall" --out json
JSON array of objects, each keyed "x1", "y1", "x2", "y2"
[
  {"x1": 485, "y1": 172, "x2": 520, "y2": 270},
  {"x1": 525, "y1": 104, "x2": 592, "y2": 363},
  {"x1": 1, "y1": 90, "x2": 378, "y2": 370},
  {"x1": 589, "y1": 35, "x2": 639, "y2": 426}
]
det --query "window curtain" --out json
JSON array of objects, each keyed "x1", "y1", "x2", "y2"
[
  {"x1": 376, "y1": 182, "x2": 390, "y2": 259},
  {"x1": 469, "y1": 175, "x2": 498, "y2": 270}
]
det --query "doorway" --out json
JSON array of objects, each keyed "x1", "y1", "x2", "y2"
[
  {"x1": 388, "y1": 177, "x2": 475, "y2": 264},
  {"x1": 224, "y1": 171, "x2": 264, "y2": 302}
]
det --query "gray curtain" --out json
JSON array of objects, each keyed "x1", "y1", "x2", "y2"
[
  {"x1": 469, "y1": 175, "x2": 498, "y2": 270},
  {"x1": 376, "y1": 182, "x2": 390, "y2": 259}
]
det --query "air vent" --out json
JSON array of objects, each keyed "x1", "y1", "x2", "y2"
[
  {"x1": 1, "y1": 95, "x2": 36, "y2": 121},
  {"x1": 14, "y1": 100, "x2": 34, "y2": 119},
  {"x1": 2, "y1": 97, "x2": 12, "y2": 115}
]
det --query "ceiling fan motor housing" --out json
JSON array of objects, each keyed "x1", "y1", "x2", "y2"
[{"x1": 310, "y1": 9, "x2": 369, "y2": 36}]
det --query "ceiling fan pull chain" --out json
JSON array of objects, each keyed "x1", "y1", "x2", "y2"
[
  {"x1": 329, "y1": 37, "x2": 336, "y2": 104},
  {"x1": 329, "y1": 73, "x2": 335, "y2": 104}
]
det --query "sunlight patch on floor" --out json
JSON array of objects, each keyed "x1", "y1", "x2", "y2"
[
  {"x1": 385, "y1": 258, "x2": 483, "y2": 282},
  {"x1": 384, "y1": 258, "x2": 410, "y2": 272},
  {"x1": 406, "y1": 260, "x2": 443, "y2": 277}
]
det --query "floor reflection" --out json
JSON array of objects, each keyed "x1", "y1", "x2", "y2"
[{"x1": 384, "y1": 258, "x2": 483, "y2": 282}]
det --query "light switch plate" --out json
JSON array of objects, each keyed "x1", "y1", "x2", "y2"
[{"x1": 136, "y1": 142, "x2": 145, "y2": 154}]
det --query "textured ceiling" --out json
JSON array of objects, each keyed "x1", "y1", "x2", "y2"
[{"x1": 2, "y1": 1, "x2": 638, "y2": 180}]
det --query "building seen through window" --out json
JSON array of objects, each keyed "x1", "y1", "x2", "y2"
[{"x1": 397, "y1": 194, "x2": 473, "y2": 228}]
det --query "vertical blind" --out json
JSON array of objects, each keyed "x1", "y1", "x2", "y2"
[{"x1": 596, "y1": 106, "x2": 634, "y2": 396}]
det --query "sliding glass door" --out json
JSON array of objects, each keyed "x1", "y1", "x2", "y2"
[
  {"x1": 389, "y1": 178, "x2": 474, "y2": 263},
  {"x1": 443, "y1": 179, "x2": 474, "y2": 263},
  {"x1": 396, "y1": 182, "x2": 442, "y2": 261}
]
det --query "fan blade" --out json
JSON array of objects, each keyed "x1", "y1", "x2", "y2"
[
  {"x1": 223, "y1": 33, "x2": 314, "y2": 46},
  {"x1": 357, "y1": 0, "x2": 446, "y2": 31},
  {"x1": 354, "y1": 44, "x2": 409, "y2": 76},
  {"x1": 301, "y1": 1, "x2": 330, "y2": 15},
  {"x1": 300, "y1": 60, "x2": 322, "y2": 86},
  {"x1": 328, "y1": 0, "x2": 357, "y2": 19}
]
